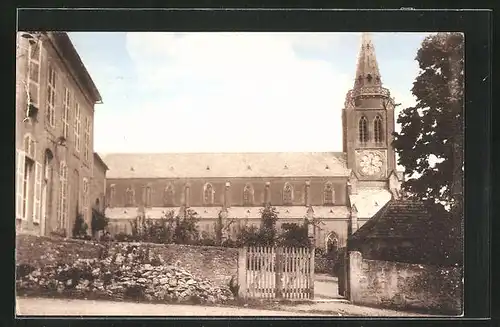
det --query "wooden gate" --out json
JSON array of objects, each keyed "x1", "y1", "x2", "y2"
[{"x1": 238, "y1": 246, "x2": 315, "y2": 300}]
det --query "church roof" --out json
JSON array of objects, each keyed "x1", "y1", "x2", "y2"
[
  {"x1": 101, "y1": 152, "x2": 350, "y2": 179},
  {"x1": 354, "y1": 32, "x2": 383, "y2": 88}
]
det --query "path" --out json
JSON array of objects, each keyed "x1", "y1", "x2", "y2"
[
  {"x1": 314, "y1": 273, "x2": 343, "y2": 300},
  {"x1": 16, "y1": 297, "x2": 318, "y2": 317}
]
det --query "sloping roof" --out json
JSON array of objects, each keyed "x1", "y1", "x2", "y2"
[
  {"x1": 105, "y1": 205, "x2": 350, "y2": 220},
  {"x1": 50, "y1": 32, "x2": 102, "y2": 104},
  {"x1": 101, "y1": 152, "x2": 349, "y2": 179},
  {"x1": 349, "y1": 187, "x2": 392, "y2": 219},
  {"x1": 350, "y1": 200, "x2": 434, "y2": 241},
  {"x1": 93, "y1": 152, "x2": 109, "y2": 171}
]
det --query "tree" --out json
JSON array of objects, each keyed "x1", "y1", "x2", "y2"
[
  {"x1": 258, "y1": 204, "x2": 279, "y2": 246},
  {"x1": 393, "y1": 32, "x2": 464, "y2": 208},
  {"x1": 278, "y1": 221, "x2": 311, "y2": 248},
  {"x1": 392, "y1": 33, "x2": 464, "y2": 264}
]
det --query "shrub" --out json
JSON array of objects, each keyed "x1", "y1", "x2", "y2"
[
  {"x1": 278, "y1": 221, "x2": 311, "y2": 248},
  {"x1": 91, "y1": 209, "x2": 109, "y2": 237},
  {"x1": 72, "y1": 213, "x2": 90, "y2": 239}
]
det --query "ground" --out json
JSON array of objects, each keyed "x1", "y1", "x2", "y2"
[{"x1": 15, "y1": 273, "x2": 439, "y2": 317}]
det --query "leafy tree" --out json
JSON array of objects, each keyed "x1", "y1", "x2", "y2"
[
  {"x1": 91, "y1": 208, "x2": 109, "y2": 238},
  {"x1": 393, "y1": 32, "x2": 464, "y2": 208},
  {"x1": 72, "y1": 212, "x2": 90, "y2": 239},
  {"x1": 258, "y1": 204, "x2": 279, "y2": 246},
  {"x1": 278, "y1": 221, "x2": 311, "y2": 248},
  {"x1": 392, "y1": 32, "x2": 464, "y2": 264}
]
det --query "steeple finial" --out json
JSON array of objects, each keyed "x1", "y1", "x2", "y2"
[{"x1": 354, "y1": 32, "x2": 382, "y2": 88}]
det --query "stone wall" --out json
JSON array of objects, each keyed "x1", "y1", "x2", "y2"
[
  {"x1": 16, "y1": 234, "x2": 238, "y2": 289},
  {"x1": 348, "y1": 251, "x2": 462, "y2": 315}
]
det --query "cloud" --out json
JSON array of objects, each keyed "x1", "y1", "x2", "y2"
[
  {"x1": 93, "y1": 32, "x2": 354, "y2": 153},
  {"x1": 93, "y1": 32, "x2": 419, "y2": 154}
]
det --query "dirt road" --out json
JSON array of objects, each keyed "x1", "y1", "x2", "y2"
[{"x1": 16, "y1": 297, "x2": 318, "y2": 317}]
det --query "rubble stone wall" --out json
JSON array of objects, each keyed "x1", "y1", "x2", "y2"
[
  {"x1": 348, "y1": 251, "x2": 463, "y2": 315},
  {"x1": 16, "y1": 234, "x2": 238, "y2": 289}
]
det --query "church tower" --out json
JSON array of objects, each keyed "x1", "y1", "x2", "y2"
[{"x1": 342, "y1": 33, "x2": 397, "y2": 183}]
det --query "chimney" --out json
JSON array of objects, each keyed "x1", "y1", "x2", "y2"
[{"x1": 224, "y1": 181, "x2": 231, "y2": 208}]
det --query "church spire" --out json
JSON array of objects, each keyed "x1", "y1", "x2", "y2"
[{"x1": 354, "y1": 32, "x2": 382, "y2": 88}]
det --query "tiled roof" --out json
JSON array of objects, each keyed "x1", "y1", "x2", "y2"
[
  {"x1": 101, "y1": 152, "x2": 349, "y2": 179},
  {"x1": 350, "y1": 200, "x2": 435, "y2": 241},
  {"x1": 105, "y1": 205, "x2": 350, "y2": 220},
  {"x1": 349, "y1": 187, "x2": 392, "y2": 219}
]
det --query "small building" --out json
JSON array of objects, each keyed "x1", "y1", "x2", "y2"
[
  {"x1": 348, "y1": 199, "x2": 452, "y2": 265},
  {"x1": 91, "y1": 152, "x2": 109, "y2": 214}
]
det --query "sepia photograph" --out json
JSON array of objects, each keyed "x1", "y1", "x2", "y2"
[{"x1": 15, "y1": 29, "x2": 464, "y2": 317}]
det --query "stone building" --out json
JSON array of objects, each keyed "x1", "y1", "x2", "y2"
[
  {"x1": 91, "y1": 152, "x2": 109, "y2": 214},
  {"x1": 102, "y1": 33, "x2": 403, "y2": 249},
  {"x1": 15, "y1": 32, "x2": 103, "y2": 237}
]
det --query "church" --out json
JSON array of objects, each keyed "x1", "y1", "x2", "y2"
[{"x1": 101, "y1": 33, "x2": 404, "y2": 250}]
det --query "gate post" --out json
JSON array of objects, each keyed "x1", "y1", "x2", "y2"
[
  {"x1": 309, "y1": 246, "x2": 315, "y2": 299},
  {"x1": 275, "y1": 247, "x2": 283, "y2": 299},
  {"x1": 238, "y1": 247, "x2": 247, "y2": 298}
]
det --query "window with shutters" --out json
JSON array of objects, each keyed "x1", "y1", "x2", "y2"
[
  {"x1": 17, "y1": 135, "x2": 37, "y2": 221},
  {"x1": 33, "y1": 161, "x2": 42, "y2": 223},
  {"x1": 62, "y1": 88, "x2": 70, "y2": 140},
  {"x1": 374, "y1": 115, "x2": 383, "y2": 143},
  {"x1": 74, "y1": 102, "x2": 81, "y2": 153},
  {"x1": 57, "y1": 161, "x2": 68, "y2": 230},
  {"x1": 204, "y1": 183, "x2": 214, "y2": 205},
  {"x1": 144, "y1": 185, "x2": 152, "y2": 207},
  {"x1": 359, "y1": 116, "x2": 368, "y2": 143},
  {"x1": 283, "y1": 183, "x2": 293, "y2": 205},
  {"x1": 125, "y1": 188, "x2": 135, "y2": 207},
  {"x1": 324, "y1": 182, "x2": 335, "y2": 205},
  {"x1": 27, "y1": 39, "x2": 42, "y2": 108},
  {"x1": 164, "y1": 184, "x2": 175, "y2": 206},
  {"x1": 243, "y1": 184, "x2": 254, "y2": 206},
  {"x1": 46, "y1": 65, "x2": 57, "y2": 128},
  {"x1": 84, "y1": 116, "x2": 90, "y2": 162},
  {"x1": 82, "y1": 178, "x2": 89, "y2": 223},
  {"x1": 16, "y1": 151, "x2": 26, "y2": 220}
]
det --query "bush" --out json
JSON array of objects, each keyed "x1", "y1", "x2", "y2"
[
  {"x1": 91, "y1": 209, "x2": 109, "y2": 236},
  {"x1": 278, "y1": 221, "x2": 311, "y2": 248},
  {"x1": 72, "y1": 213, "x2": 90, "y2": 239}
]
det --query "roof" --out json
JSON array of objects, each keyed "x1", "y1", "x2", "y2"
[
  {"x1": 50, "y1": 32, "x2": 102, "y2": 104},
  {"x1": 350, "y1": 200, "x2": 435, "y2": 241},
  {"x1": 101, "y1": 152, "x2": 350, "y2": 179},
  {"x1": 93, "y1": 152, "x2": 109, "y2": 171},
  {"x1": 349, "y1": 187, "x2": 393, "y2": 219},
  {"x1": 105, "y1": 205, "x2": 351, "y2": 220}
]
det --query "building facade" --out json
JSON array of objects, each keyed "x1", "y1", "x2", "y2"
[
  {"x1": 15, "y1": 32, "x2": 102, "y2": 237},
  {"x1": 91, "y1": 153, "x2": 108, "y2": 214},
  {"x1": 102, "y1": 33, "x2": 403, "y2": 249}
]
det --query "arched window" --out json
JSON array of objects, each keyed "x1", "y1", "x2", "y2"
[
  {"x1": 243, "y1": 184, "x2": 254, "y2": 206},
  {"x1": 125, "y1": 188, "x2": 135, "y2": 207},
  {"x1": 95, "y1": 198, "x2": 100, "y2": 210},
  {"x1": 144, "y1": 185, "x2": 152, "y2": 207},
  {"x1": 164, "y1": 183, "x2": 175, "y2": 206},
  {"x1": 359, "y1": 116, "x2": 368, "y2": 143},
  {"x1": 324, "y1": 182, "x2": 335, "y2": 205},
  {"x1": 374, "y1": 115, "x2": 383, "y2": 143},
  {"x1": 204, "y1": 183, "x2": 214, "y2": 205},
  {"x1": 283, "y1": 183, "x2": 293, "y2": 205},
  {"x1": 108, "y1": 184, "x2": 115, "y2": 208},
  {"x1": 57, "y1": 161, "x2": 68, "y2": 230}
]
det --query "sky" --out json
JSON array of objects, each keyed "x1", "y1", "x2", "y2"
[{"x1": 68, "y1": 32, "x2": 430, "y2": 154}]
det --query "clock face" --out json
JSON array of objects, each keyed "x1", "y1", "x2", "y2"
[{"x1": 358, "y1": 151, "x2": 384, "y2": 176}]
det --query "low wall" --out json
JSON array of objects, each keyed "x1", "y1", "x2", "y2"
[
  {"x1": 348, "y1": 251, "x2": 462, "y2": 315},
  {"x1": 16, "y1": 234, "x2": 238, "y2": 289}
]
